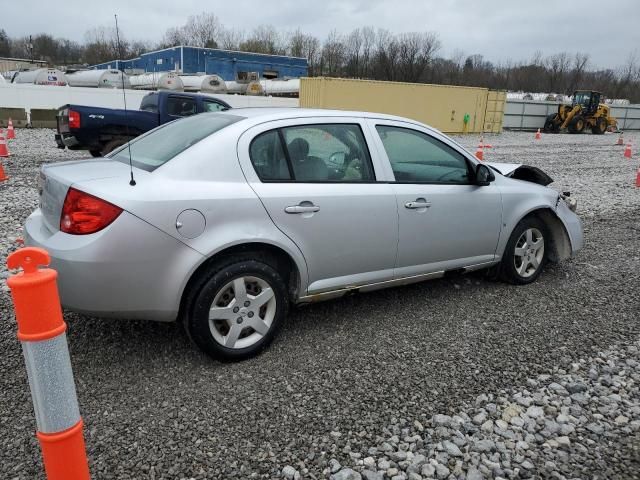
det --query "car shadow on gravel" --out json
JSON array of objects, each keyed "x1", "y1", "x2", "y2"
[{"x1": 63, "y1": 262, "x2": 571, "y2": 369}]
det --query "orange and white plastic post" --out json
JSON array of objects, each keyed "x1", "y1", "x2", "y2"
[
  {"x1": 535, "y1": 128, "x2": 541, "y2": 140},
  {"x1": 6, "y1": 247, "x2": 90, "y2": 480}
]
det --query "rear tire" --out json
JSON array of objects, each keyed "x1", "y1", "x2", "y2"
[
  {"x1": 568, "y1": 115, "x2": 585, "y2": 134},
  {"x1": 89, "y1": 149, "x2": 102, "y2": 158},
  {"x1": 185, "y1": 256, "x2": 288, "y2": 361},
  {"x1": 591, "y1": 117, "x2": 607, "y2": 135},
  {"x1": 101, "y1": 138, "x2": 128, "y2": 155},
  {"x1": 499, "y1": 217, "x2": 547, "y2": 285}
]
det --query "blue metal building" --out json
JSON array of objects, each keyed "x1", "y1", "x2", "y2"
[{"x1": 91, "y1": 46, "x2": 308, "y2": 80}]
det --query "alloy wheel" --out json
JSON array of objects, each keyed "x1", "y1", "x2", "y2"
[{"x1": 513, "y1": 228, "x2": 544, "y2": 278}]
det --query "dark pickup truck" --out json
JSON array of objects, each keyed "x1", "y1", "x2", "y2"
[{"x1": 55, "y1": 91, "x2": 232, "y2": 156}]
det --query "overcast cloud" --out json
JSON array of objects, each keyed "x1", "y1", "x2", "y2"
[{"x1": 4, "y1": 0, "x2": 639, "y2": 69}]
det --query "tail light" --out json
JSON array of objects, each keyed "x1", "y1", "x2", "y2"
[
  {"x1": 60, "y1": 188, "x2": 123, "y2": 235},
  {"x1": 68, "y1": 110, "x2": 81, "y2": 129}
]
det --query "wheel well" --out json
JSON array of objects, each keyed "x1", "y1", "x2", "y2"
[
  {"x1": 527, "y1": 208, "x2": 572, "y2": 263},
  {"x1": 178, "y1": 243, "x2": 300, "y2": 322}
]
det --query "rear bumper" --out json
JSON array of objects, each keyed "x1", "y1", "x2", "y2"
[
  {"x1": 24, "y1": 209, "x2": 203, "y2": 322},
  {"x1": 56, "y1": 132, "x2": 81, "y2": 149}
]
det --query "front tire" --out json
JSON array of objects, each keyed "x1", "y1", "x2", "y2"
[
  {"x1": 543, "y1": 114, "x2": 559, "y2": 133},
  {"x1": 185, "y1": 258, "x2": 288, "y2": 361},
  {"x1": 568, "y1": 115, "x2": 585, "y2": 134},
  {"x1": 499, "y1": 217, "x2": 547, "y2": 285},
  {"x1": 89, "y1": 149, "x2": 102, "y2": 158}
]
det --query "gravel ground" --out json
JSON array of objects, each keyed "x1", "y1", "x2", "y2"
[{"x1": 1, "y1": 128, "x2": 639, "y2": 480}]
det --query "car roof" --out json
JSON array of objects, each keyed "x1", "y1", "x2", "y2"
[{"x1": 214, "y1": 107, "x2": 429, "y2": 127}]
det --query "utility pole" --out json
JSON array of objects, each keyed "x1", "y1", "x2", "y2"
[{"x1": 28, "y1": 35, "x2": 34, "y2": 63}]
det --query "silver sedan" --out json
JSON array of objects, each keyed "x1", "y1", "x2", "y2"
[{"x1": 26, "y1": 109, "x2": 583, "y2": 360}]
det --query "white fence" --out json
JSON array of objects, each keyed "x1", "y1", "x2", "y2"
[
  {"x1": 0, "y1": 83, "x2": 299, "y2": 121},
  {"x1": 504, "y1": 100, "x2": 640, "y2": 131}
]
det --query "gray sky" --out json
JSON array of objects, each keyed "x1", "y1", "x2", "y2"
[{"x1": 4, "y1": 0, "x2": 639, "y2": 69}]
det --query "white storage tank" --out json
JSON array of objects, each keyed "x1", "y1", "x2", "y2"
[
  {"x1": 67, "y1": 70, "x2": 131, "y2": 89},
  {"x1": 225, "y1": 80, "x2": 248, "y2": 94},
  {"x1": 263, "y1": 78, "x2": 300, "y2": 96},
  {"x1": 246, "y1": 81, "x2": 265, "y2": 96},
  {"x1": 180, "y1": 74, "x2": 227, "y2": 93},
  {"x1": 13, "y1": 68, "x2": 68, "y2": 86},
  {"x1": 129, "y1": 72, "x2": 183, "y2": 91}
]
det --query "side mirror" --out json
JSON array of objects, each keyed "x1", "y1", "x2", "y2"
[
  {"x1": 328, "y1": 151, "x2": 347, "y2": 166},
  {"x1": 475, "y1": 163, "x2": 495, "y2": 186}
]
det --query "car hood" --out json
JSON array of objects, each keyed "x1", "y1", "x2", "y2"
[{"x1": 485, "y1": 162, "x2": 553, "y2": 186}]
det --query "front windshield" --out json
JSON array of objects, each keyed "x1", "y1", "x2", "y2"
[
  {"x1": 109, "y1": 113, "x2": 243, "y2": 172},
  {"x1": 574, "y1": 92, "x2": 590, "y2": 106}
]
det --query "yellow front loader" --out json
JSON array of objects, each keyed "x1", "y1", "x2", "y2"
[{"x1": 543, "y1": 90, "x2": 617, "y2": 134}]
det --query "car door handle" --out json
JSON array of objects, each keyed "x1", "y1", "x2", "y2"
[
  {"x1": 405, "y1": 200, "x2": 431, "y2": 209},
  {"x1": 285, "y1": 205, "x2": 320, "y2": 214}
]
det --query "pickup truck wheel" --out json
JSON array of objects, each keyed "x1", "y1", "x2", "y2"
[
  {"x1": 89, "y1": 149, "x2": 102, "y2": 158},
  {"x1": 101, "y1": 139, "x2": 127, "y2": 155},
  {"x1": 186, "y1": 257, "x2": 288, "y2": 361}
]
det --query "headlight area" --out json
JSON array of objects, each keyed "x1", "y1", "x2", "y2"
[{"x1": 559, "y1": 192, "x2": 578, "y2": 212}]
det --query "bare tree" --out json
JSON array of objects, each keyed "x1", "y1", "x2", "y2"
[
  {"x1": 240, "y1": 25, "x2": 285, "y2": 55},
  {"x1": 320, "y1": 30, "x2": 345, "y2": 76},
  {"x1": 287, "y1": 30, "x2": 320, "y2": 75},
  {"x1": 374, "y1": 29, "x2": 400, "y2": 81},
  {"x1": 218, "y1": 28, "x2": 245, "y2": 51},
  {"x1": 545, "y1": 52, "x2": 571, "y2": 92},
  {"x1": 567, "y1": 52, "x2": 590, "y2": 92},
  {"x1": 343, "y1": 29, "x2": 363, "y2": 78}
]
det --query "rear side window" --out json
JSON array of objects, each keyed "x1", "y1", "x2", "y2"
[
  {"x1": 109, "y1": 113, "x2": 243, "y2": 172},
  {"x1": 249, "y1": 130, "x2": 291, "y2": 181},
  {"x1": 167, "y1": 96, "x2": 197, "y2": 117},
  {"x1": 249, "y1": 124, "x2": 375, "y2": 182}
]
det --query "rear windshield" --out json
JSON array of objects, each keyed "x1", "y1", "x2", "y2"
[{"x1": 109, "y1": 113, "x2": 243, "y2": 171}]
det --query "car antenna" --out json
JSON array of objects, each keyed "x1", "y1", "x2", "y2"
[{"x1": 114, "y1": 14, "x2": 136, "y2": 186}]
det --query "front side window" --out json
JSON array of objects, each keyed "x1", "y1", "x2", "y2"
[
  {"x1": 376, "y1": 125, "x2": 470, "y2": 184},
  {"x1": 281, "y1": 124, "x2": 375, "y2": 182},
  {"x1": 167, "y1": 96, "x2": 197, "y2": 117}
]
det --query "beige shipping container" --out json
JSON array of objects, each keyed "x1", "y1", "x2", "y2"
[
  {"x1": 484, "y1": 90, "x2": 507, "y2": 133},
  {"x1": 300, "y1": 77, "x2": 505, "y2": 134}
]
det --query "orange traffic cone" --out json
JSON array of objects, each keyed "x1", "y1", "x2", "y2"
[
  {"x1": 7, "y1": 118, "x2": 15, "y2": 140},
  {"x1": 617, "y1": 132, "x2": 624, "y2": 145},
  {"x1": 0, "y1": 130, "x2": 10, "y2": 158},
  {"x1": 535, "y1": 128, "x2": 541, "y2": 140},
  {"x1": 475, "y1": 143, "x2": 484, "y2": 161},
  {"x1": 624, "y1": 143, "x2": 632, "y2": 159}
]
